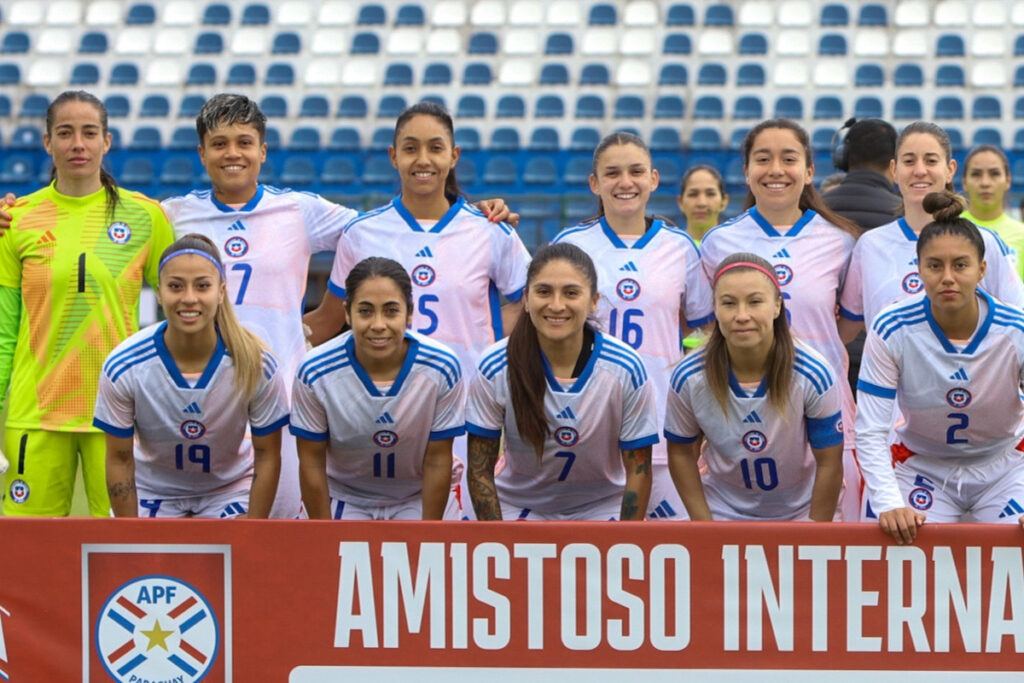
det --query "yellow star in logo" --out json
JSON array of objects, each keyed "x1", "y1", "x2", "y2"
[{"x1": 140, "y1": 619, "x2": 174, "y2": 652}]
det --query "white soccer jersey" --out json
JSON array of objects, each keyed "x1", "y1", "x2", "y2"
[
  {"x1": 327, "y1": 195, "x2": 531, "y2": 376},
  {"x1": 664, "y1": 341, "x2": 844, "y2": 520},
  {"x1": 855, "y1": 291, "x2": 1024, "y2": 513},
  {"x1": 466, "y1": 332, "x2": 659, "y2": 515},
  {"x1": 290, "y1": 330, "x2": 465, "y2": 508},
  {"x1": 839, "y1": 217, "x2": 1024, "y2": 328},
  {"x1": 93, "y1": 322, "x2": 290, "y2": 498},
  {"x1": 553, "y1": 218, "x2": 714, "y2": 466}
]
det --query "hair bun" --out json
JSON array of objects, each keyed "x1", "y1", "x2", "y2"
[{"x1": 922, "y1": 190, "x2": 967, "y2": 222}]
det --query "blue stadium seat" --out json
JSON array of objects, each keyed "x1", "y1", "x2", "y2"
[
  {"x1": 272, "y1": 32, "x2": 301, "y2": 54},
  {"x1": 104, "y1": 94, "x2": 131, "y2": 118},
  {"x1": 110, "y1": 63, "x2": 139, "y2": 86},
  {"x1": 564, "y1": 158, "x2": 592, "y2": 185},
  {"x1": 698, "y1": 63, "x2": 727, "y2": 86},
  {"x1": 820, "y1": 4, "x2": 849, "y2": 26},
  {"x1": 853, "y1": 97, "x2": 883, "y2": 118},
  {"x1": 288, "y1": 127, "x2": 321, "y2": 151},
  {"x1": 1016, "y1": 97, "x2": 1024, "y2": 119},
  {"x1": 704, "y1": 4, "x2": 733, "y2": 26},
  {"x1": 811, "y1": 128, "x2": 835, "y2": 152},
  {"x1": 615, "y1": 96, "x2": 644, "y2": 119},
  {"x1": 328, "y1": 127, "x2": 361, "y2": 152},
  {"x1": 321, "y1": 158, "x2": 356, "y2": 186},
  {"x1": 893, "y1": 96, "x2": 922, "y2": 119},
  {"x1": 689, "y1": 127, "x2": 722, "y2": 151},
  {"x1": 195, "y1": 32, "x2": 223, "y2": 54},
  {"x1": 0, "y1": 63, "x2": 20, "y2": 85},
  {"x1": 126, "y1": 3, "x2": 157, "y2": 24},
  {"x1": 658, "y1": 64, "x2": 688, "y2": 85},
  {"x1": 121, "y1": 158, "x2": 154, "y2": 187},
  {"x1": 936, "y1": 34, "x2": 965, "y2": 57},
  {"x1": 973, "y1": 96, "x2": 1001, "y2": 120},
  {"x1": 570, "y1": 127, "x2": 600, "y2": 151},
  {"x1": 539, "y1": 64, "x2": 569, "y2": 85},
  {"x1": 695, "y1": 95, "x2": 725, "y2": 119},
  {"x1": 734, "y1": 96, "x2": 764, "y2": 120},
  {"x1": 1, "y1": 156, "x2": 35, "y2": 184},
  {"x1": 70, "y1": 63, "x2": 99, "y2": 85},
  {"x1": 377, "y1": 94, "x2": 407, "y2": 118},
  {"x1": 130, "y1": 126, "x2": 162, "y2": 150},
  {"x1": 972, "y1": 128, "x2": 1002, "y2": 147},
  {"x1": 395, "y1": 4, "x2": 425, "y2": 25},
  {"x1": 814, "y1": 96, "x2": 843, "y2": 120},
  {"x1": 1016, "y1": 35, "x2": 1024, "y2": 56},
  {"x1": 1014, "y1": 129, "x2": 1024, "y2": 152},
  {"x1": 264, "y1": 127, "x2": 281, "y2": 150},
  {"x1": 588, "y1": 4, "x2": 617, "y2": 25},
  {"x1": 368, "y1": 127, "x2": 389, "y2": 151},
  {"x1": 523, "y1": 158, "x2": 558, "y2": 185},
  {"x1": 178, "y1": 94, "x2": 205, "y2": 118},
  {"x1": 454, "y1": 127, "x2": 480, "y2": 151},
  {"x1": 281, "y1": 158, "x2": 316, "y2": 186},
  {"x1": 529, "y1": 127, "x2": 560, "y2": 152},
  {"x1": 482, "y1": 157, "x2": 518, "y2": 186},
  {"x1": 819, "y1": 34, "x2": 847, "y2": 55},
  {"x1": 650, "y1": 127, "x2": 681, "y2": 152},
  {"x1": 1016, "y1": 66, "x2": 1024, "y2": 88},
  {"x1": 226, "y1": 63, "x2": 256, "y2": 85},
  {"x1": 545, "y1": 33, "x2": 573, "y2": 55},
  {"x1": 9, "y1": 125, "x2": 42, "y2": 149},
  {"x1": 265, "y1": 63, "x2": 294, "y2": 85},
  {"x1": 257, "y1": 158, "x2": 277, "y2": 185},
  {"x1": 187, "y1": 63, "x2": 216, "y2": 85},
  {"x1": 462, "y1": 63, "x2": 492, "y2": 85},
  {"x1": 536, "y1": 95, "x2": 565, "y2": 118},
  {"x1": 656, "y1": 159, "x2": 681, "y2": 187},
  {"x1": 855, "y1": 63, "x2": 884, "y2": 87},
  {"x1": 774, "y1": 96, "x2": 803, "y2": 119},
  {"x1": 654, "y1": 95, "x2": 684, "y2": 119},
  {"x1": 140, "y1": 95, "x2": 170, "y2": 118},
  {"x1": 79, "y1": 32, "x2": 108, "y2": 54},
  {"x1": 934, "y1": 96, "x2": 964, "y2": 120},
  {"x1": 2, "y1": 32, "x2": 30, "y2": 54},
  {"x1": 1014, "y1": 159, "x2": 1024, "y2": 188},
  {"x1": 242, "y1": 3, "x2": 270, "y2": 25},
  {"x1": 738, "y1": 33, "x2": 767, "y2": 55},
  {"x1": 575, "y1": 95, "x2": 605, "y2": 118},
  {"x1": 384, "y1": 63, "x2": 413, "y2": 86},
  {"x1": 336, "y1": 95, "x2": 366, "y2": 118},
  {"x1": 858, "y1": 4, "x2": 887, "y2": 26},
  {"x1": 423, "y1": 63, "x2": 451, "y2": 85},
  {"x1": 170, "y1": 126, "x2": 199, "y2": 149},
  {"x1": 109, "y1": 127, "x2": 123, "y2": 150},
  {"x1": 260, "y1": 96, "x2": 287, "y2": 118},
  {"x1": 894, "y1": 64, "x2": 923, "y2": 87},
  {"x1": 946, "y1": 127, "x2": 964, "y2": 152},
  {"x1": 358, "y1": 4, "x2": 386, "y2": 25},
  {"x1": 468, "y1": 32, "x2": 498, "y2": 55},
  {"x1": 497, "y1": 95, "x2": 526, "y2": 118},
  {"x1": 160, "y1": 157, "x2": 195, "y2": 185},
  {"x1": 362, "y1": 157, "x2": 396, "y2": 186},
  {"x1": 580, "y1": 63, "x2": 610, "y2": 85},
  {"x1": 663, "y1": 34, "x2": 692, "y2": 54},
  {"x1": 736, "y1": 63, "x2": 765, "y2": 87},
  {"x1": 456, "y1": 158, "x2": 478, "y2": 188},
  {"x1": 203, "y1": 4, "x2": 231, "y2": 25},
  {"x1": 666, "y1": 3, "x2": 696, "y2": 26},
  {"x1": 351, "y1": 32, "x2": 380, "y2": 54},
  {"x1": 0, "y1": 96, "x2": 10, "y2": 118},
  {"x1": 420, "y1": 95, "x2": 446, "y2": 108},
  {"x1": 456, "y1": 94, "x2": 485, "y2": 118}
]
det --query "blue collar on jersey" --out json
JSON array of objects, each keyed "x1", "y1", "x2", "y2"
[
  {"x1": 748, "y1": 206, "x2": 817, "y2": 238},
  {"x1": 539, "y1": 329, "x2": 603, "y2": 394},
  {"x1": 210, "y1": 184, "x2": 264, "y2": 214},
  {"x1": 897, "y1": 217, "x2": 917, "y2": 241},
  {"x1": 393, "y1": 195, "x2": 466, "y2": 233},
  {"x1": 727, "y1": 368, "x2": 768, "y2": 398},
  {"x1": 153, "y1": 321, "x2": 227, "y2": 389},
  {"x1": 344, "y1": 332, "x2": 418, "y2": 397},
  {"x1": 598, "y1": 217, "x2": 663, "y2": 250},
  {"x1": 922, "y1": 288, "x2": 994, "y2": 355}
]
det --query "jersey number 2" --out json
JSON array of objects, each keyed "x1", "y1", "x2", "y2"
[{"x1": 946, "y1": 412, "x2": 969, "y2": 445}]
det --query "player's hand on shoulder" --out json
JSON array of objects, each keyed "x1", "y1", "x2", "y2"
[
  {"x1": 0, "y1": 192, "x2": 17, "y2": 234},
  {"x1": 475, "y1": 198, "x2": 520, "y2": 227},
  {"x1": 879, "y1": 507, "x2": 926, "y2": 545}
]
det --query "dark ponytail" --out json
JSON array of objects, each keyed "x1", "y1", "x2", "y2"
[{"x1": 917, "y1": 191, "x2": 984, "y2": 261}]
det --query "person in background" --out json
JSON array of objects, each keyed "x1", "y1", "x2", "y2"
[
  {"x1": 819, "y1": 173, "x2": 845, "y2": 194},
  {"x1": 676, "y1": 164, "x2": 729, "y2": 244},
  {"x1": 961, "y1": 144, "x2": 1024, "y2": 281}
]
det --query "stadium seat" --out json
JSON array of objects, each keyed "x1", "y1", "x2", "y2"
[
  {"x1": 483, "y1": 157, "x2": 518, "y2": 186},
  {"x1": 186, "y1": 63, "x2": 216, "y2": 85},
  {"x1": 774, "y1": 96, "x2": 803, "y2": 119},
  {"x1": 738, "y1": 33, "x2": 768, "y2": 55},
  {"x1": 121, "y1": 158, "x2": 154, "y2": 187},
  {"x1": 456, "y1": 157, "x2": 478, "y2": 188},
  {"x1": 689, "y1": 127, "x2": 722, "y2": 151},
  {"x1": 519, "y1": 127, "x2": 555, "y2": 153},
  {"x1": 893, "y1": 96, "x2": 922, "y2": 119},
  {"x1": 666, "y1": 3, "x2": 696, "y2": 26},
  {"x1": 9, "y1": 125, "x2": 42, "y2": 148},
  {"x1": 523, "y1": 157, "x2": 558, "y2": 185},
  {"x1": 654, "y1": 95, "x2": 684, "y2": 119},
  {"x1": 819, "y1": 34, "x2": 847, "y2": 55},
  {"x1": 858, "y1": 4, "x2": 887, "y2": 25},
  {"x1": 564, "y1": 158, "x2": 592, "y2": 185},
  {"x1": 336, "y1": 95, "x2": 366, "y2": 118},
  {"x1": 704, "y1": 4, "x2": 733, "y2": 26},
  {"x1": 103, "y1": 94, "x2": 131, "y2": 118},
  {"x1": 0, "y1": 63, "x2": 20, "y2": 85},
  {"x1": 328, "y1": 127, "x2": 361, "y2": 151},
  {"x1": 194, "y1": 32, "x2": 223, "y2": 54},
  {"x1": 468, "y1": 32, "x2": 498, "y2": 54},
  {"x1": 658, "y1": 64, "x2": 688, "y2": 86},
  {"x1": 242, "y1": 3, "x2": 270, "y2": 25},
  {"x1": 462, "y1": 62, "x2": 492, "y2": 85},
  {"x1": 580, "y1": 63, "x2": 610, "y2": 85},
  {"x1": 570, "y1": 127, "x2": 600, "y2": 151},
  {"x1": 734, "y1": 95, "x2": 764, "y2": 120},
  {"x1": 320, "y1": 158, "x2": 356, "y2": 186},
  {"x1": 377, "y1": 94, "x2": 407, "y2": 118},
  {"x1": 539, "y1": 64, "x2": 569, "y2": 85},
  {"x1": 575, "y1": 95, "x2": 605, "y2": 118},
  {"x1": 811, "y1": 127, "x2": 835, "y2": 152},
  {"x1": 614, "y1": 95, "x2": 644, "y2": 118},
  {"x1": 280, "y1": 158, "x2": 316, "y2": 186},
  {"x1": 934, "y1": 64, "x2": 965, "y2": 87},
  {"x1": 420, "y1": 95, "x2": 446, "y2": 109},
  {"x1": 257, "y1": 158, "x2": 277, "y2": 184},
  {"x1": 820, "y1": 4, "x2": 849, "y2": 26},
  {"x1": 140, "y1": 95, "x2": 170, "y2": 117},
  {"x1": 203, "y1": 3, "x2": 231, "y2": 25},
  {"x1": 129, "y1": 126, "x2": 162, "y2": 150},
  {"x1": 265, "y1": 63, "x2": 294, "y2": 86},
  {"x1": 854, "y1": 63, "x2": 884, "y2": 87},
  {"x1": 1013, "y1": 97, "x2": 1024, "y2": 120},
  {"x1": 452, "y1": 126, "x2": 479, "y2": 151},
  {"x1": 937, "y1": 34, "x2": 965, "y2": 56},
  {"x1": 657, "y1": 159, "x2": 681, "y2": 187},
  {"x1": 226, "y1": 63, "x2": 256, "y2": 85},
  {"x1": 177, "y1": 94, "x2": 204, "y2": 118},
  {"x1": 362, "y1": 157, "x2": 396, "y2": 186},
  {"x1": 422, "y1": 63, "x2": 451, "y2": 85},
  {"x1": 1, "y1": 156, "x2": 35, "y2": 184},
  {"x1": 973, "y1": 96, "x2": 1001, "y2": 119},
  {"x1": 395, "y1": 4, "x2": 425, "y2": 25},
  {"x1": 79, "y1": 31, "x2": 108, "y2": 54},
  {"x1": 288, "y1": 127, "x2": 321, "y2": 151},
  {"x1": 358, "y1": 4, "x2": 386, "y2": 24},
  {"x1": 535, "y1": 95, "x2": 565, "y2": 118},
  {"x1": 160, "y1": 157, "x2": 196, "y2": 186},
  {"x1": 934, "y1": 96, "x2": 964, "y2": 119},
  {"x1": 126, "y1": 3, "x2": 156, "y2": 24},
  {"x1": 71, "y1": 63, "x2": 99, "y2": 85},
  {"x1": 272, "y1": 32, "x2": 301, "y2": 54},
  {"x1": 0, "y1": 96, "x2": 10, "y2": 118},
  {"x1": 663, "y1": 33, "x2": 692, "y2": 54},
  {"x1": 588, "y1": 3, "x2": 616, "y2": 25},
  {"x1": 1014, "y1": 159, "x2": 1024, "y2": 188},
  {"x1": 736, "y1": 63, "x2": 765, "y2": 87},
  {"x1": 260, "y1": 96, "x2": 287, "y2": 118},
  {"x1": 456, "y1": 94, "x2": 486, "y2": 118},
  {"x1": 648, "y1": 127, "x2": 680, "y2": 152},
  {"x1": 497, "y1": 95, "x2": 526, "y2": 118},
  {"x1": 170, "y1": 126, "x2": 199, "y2": 149},
  {"x1": 384, "y1": 63, "x2": 413, "y2": 86},
  {"x1": 1016, "y1": 35, "x2": 1024, "y2": 56},
  {"x1": 893, "y1": 63, "x2": 923, "y2": 87},
  {"x1": 1013, "y1": 129, "x2": 1024, "y2": 152},
  {"x1": 695, "y1": 95, "x2": 725, "y2": 119},
  {"x1": 1016, "y1": 66, "x2": 1024, "y2": 88},
  {"x1": 2, "y1": 31, "x2": 30, "y2": 54},
  {"x1": 945, "y1": 127, "x2": 965, "y2": 152},
  {"x1": 351, "y1": 32, "x2": 380, "y2": 54},
  {"x1": 545, "y1": 32, "x2": 573, "y2": 55},
  {"x1": 972, "y1": 128, "x2": 1002, "y2": 147},
  {"x1": 813, "y1": 96, "x2": 843, "y2": 119},
  {"x1": 698, "y1": 63, "x2": 727, "y2": 86}
]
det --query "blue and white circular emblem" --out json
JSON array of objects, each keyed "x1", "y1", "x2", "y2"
[
  {"x1": 742, "y1": 430, "x2": 768, "y2": 453},
  {"x1": 946, "y1": 388, "x2": 972, "y2": 408},
  {"x1": 373, "y1": 430, "x2": 399, "y2": 448},
  {"x1": 107, "y1": 222, "x2": 131, "y2": 244},
  {"x1": 96, "y1": 574, "x2": 219, "y2": 683},
  {"x1": 8, "y1": 478, "x2": 29, "y2": 504},
  {"x1": 909, "y1": 487, "x2": 933, "y2": 511},
  {"x1": 902, "y1": 271, "x2": 923, "y2": 294},
  {"x1": 223, "y1": 236, "x2": 249, "y2": 258},
  {"x1": 773, "y1": 264, "x2": 794, "y2": 287},
  {"x1": 554, "y1": 426, "x2": 580, "y2": 447},
  {"x1": 180, "y1": 420, "x2": 206, "y2": 440},
  {"x1": 412, "y1": 264, "x2": 436, "y2": 287},
  {"x1": 615, "y1": 278, "x2": 641, "y2": 301}
]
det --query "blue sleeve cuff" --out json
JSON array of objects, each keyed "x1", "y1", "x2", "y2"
[
  {"x1": 620, "y1": 433, "x2": 659, "y2": 450},
  {"x1": 838, "y1": 305, "x2": 864, "y2": 322},
  {"x1": 663, "y1": 429, "x2": 699, "y2": 444},
  {"x1": 807, "y1": 412, "x2": 844, "y2": 449},
  {"x1": 289, "y1": 425, "x2": 328, "y2": 442},
  {"x1": 93, "y1": 417, "x2": 134, "y2": 438},
  {"x1": 252, "y1": 414, "x2": 289, "y2": 436},
  {"x1": 686, "y1": 312, "x2": 715, "y2": 329},
  {"x1": 466, "y1": 421, "x2": 502, "y2": 439},
  {"x1": 327, "y1": 280, "x2": 346, "y2": 299},
  {"x1": 503, "y1": 286, "x2": 524, "y2": 303},
  {"x1": 429, "y1": 425, "x2": 466, "y2": 440},
  {"x1": 857, "y1": 379, "x2": 896, "y2": 400}
]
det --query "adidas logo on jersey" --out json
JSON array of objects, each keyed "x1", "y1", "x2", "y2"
[
  {"x1": 415, "y1": 247, "x2": 434, "y2": 258},
  {"x1": 183, "y1": 402, "x2": 202, "y2": 414},
  {"x1": 908, "y1": 258, "x2": 919, "y2": 266},
  {"x1": 648, "y1": 499, "x2": 678, "y2": 519},
  {"x1": 35, "y1": 230, "x2": 57, "y2": 245},
  {"x1": 772, "y1": 249, "x2": 791, "y2": 258},
  {"x1": 228, "y1": 220, "x2": 246, "y2": 231},
  {"x1": 742, "y1": 411, "x2": 762, "y2": 424},
  {"x1": 949, "y1": 368, "x2": 969, "y2": 381},
  {"x1": 555, "y1": 406, "x2": 576, "y2": 420},
  {"x1": 998, "y1": 498, "x2": 1024, "y2": 519},
  {"x1": 619, "y1": 261, "x2": 639, "y2": 272},
  {"x1": 375, "y1": 412, "x2": 395, "y2": 424}
]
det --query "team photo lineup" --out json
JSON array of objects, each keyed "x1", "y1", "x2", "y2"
[{"x1": 4, "y1": 3, "x2": 1024, "y2": 546}]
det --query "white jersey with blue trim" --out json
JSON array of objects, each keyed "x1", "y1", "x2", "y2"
[
  {"x1": 290, "y1": 330, "x2": 466, "y2": 507},
  {"x1": 553, "y1": 218, "x2": 713, "y2": 465},
  {"x1": 327, "y1": 195, "x2": 531, "y2": 376},
  {"x1": 701, "y1": 207, "x2": 856, "y2": 446},
  {"x1": 466, "y1": 331, "x2": 659, "y2": 515},
  {"x1": 855, "y1": 291, "x2": 1024, "y2": 513},
  {"x1": 839, "y1": 217, "x2": 1024, "y2": 328},
  {"x1": 93, "y1": 322, "x2": 290, "y2": 498},
  {"x1": 664, "y1": 340, "x2": 843, "y2": 519}
]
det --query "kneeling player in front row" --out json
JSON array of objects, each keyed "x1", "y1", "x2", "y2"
[
  {"x1": 291, "y1": 257, "x2": 464, "y2": 520},
  {"x1": 95, "y1": 234, "x2": 289, "y2": 518}
]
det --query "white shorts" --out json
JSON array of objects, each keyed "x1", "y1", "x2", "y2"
[
  {"x1": 328, "y1": 492, "x2": 463, "y2": 521},
  {"x1": 137, "y1": 488, "x2": 248, "y2": 519},
  {"x1": 647, "y1": 462, "x2": 689, "y2": 520},
  {"x1": 500, "y1": 493, "x2": 622, "y2": 521}
]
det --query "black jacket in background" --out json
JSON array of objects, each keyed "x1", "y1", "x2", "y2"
[{"x1": 822, "y1": 169, "x2": 902, "y2": 233}]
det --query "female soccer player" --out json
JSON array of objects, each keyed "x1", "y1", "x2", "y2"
[
  {"x1": 0, "y1": 90, "x2": 175, "y2": 516},
  {"x1": 466, "y1": 242, "x2": 657, "y2": 521},
  {"x1": 699, "y1": 118, "x2": 861, "y2": 521},
  {"x1": 665, "y1": 253, "x2": 844, "y2": 521},
  {"x1": 95, "y1": 234, "x2": 288, "y2": 518},
  {"x1": 961, "y1": 144, "x2": 1024, "y2": 280},
  {"x1": 857, "y1": 192, "x2": 1024, "y2": 543},
  {"x1": 291, "y1": 257, "x2": 463, "y2": 520},
  {"x1": 553, "y1": 132, "x2": 712, "y2": 520},
  {"x1": 677, "y1": 164, "x2": 729, "y2": 243}
]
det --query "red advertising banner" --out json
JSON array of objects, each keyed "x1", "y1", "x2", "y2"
[{"x1": 0, "y1": 520, "x2": 1021, "y2": 681}]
